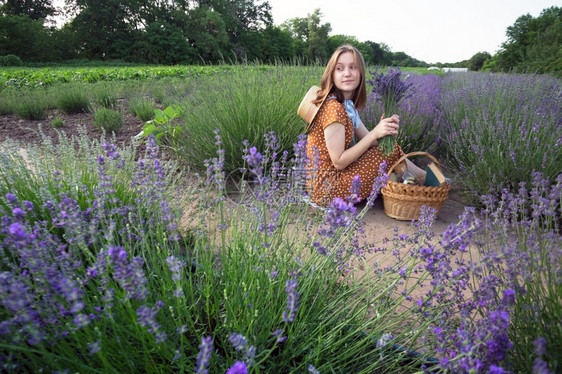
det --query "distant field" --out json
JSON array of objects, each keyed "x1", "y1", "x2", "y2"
[
  {"x1": 0, "y1": 64, "x2": 441, "y2": 89},
  {"x1": 0, "y1": 65, "x2": 247, "y2": 88}
]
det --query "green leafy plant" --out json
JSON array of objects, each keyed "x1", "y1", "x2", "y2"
[
  {"x1": 93, "y1": 107, "x2": 123, "y2": 132},
  {"x1": 13, "y1": 90, "x2": 49, "y2": 120},
  {"x1": 129, "y1": 97, "x2": 155, "y2": 122},
  {"x1": 0, "y1": 54, "x2": 23, "y2": 66},
  {"x1": 140, "y1": 104, "x2": 183, "y2": 145},
  {"x1": 175, "y1": 62, "x2": 322, "y2": 172},
  {"x1": 56, "y1": 84, "x2": 90, "y2": 114},
  {"x1": 92, "y1": 88, "x2": 118, "y2": 108},
  {"x1": 50, "y1": 116, "x2": 65, "y2": 128}
]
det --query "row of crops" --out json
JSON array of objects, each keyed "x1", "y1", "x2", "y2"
[{"x1": 0, "y1": 64, "x2": 275, "y2": 89}]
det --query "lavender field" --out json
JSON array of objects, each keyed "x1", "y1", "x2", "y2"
[{"x1": 0, "y1": 66, "x2": 560, "y2": 373}]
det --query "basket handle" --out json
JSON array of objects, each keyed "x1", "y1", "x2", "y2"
[{"x1": 386, "y1": 151, "x2": 442, "y2": 176}]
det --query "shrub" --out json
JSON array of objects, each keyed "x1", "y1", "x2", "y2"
[
  {"x1": 0, "y1": 54, "x2": 23, "y2": 66},
  {"x1": 129, "y1": 97, "x2": 155, "y2": 122},
  {"x1": 439, "y1": 72, "x2": 561, "y2": 199},
  {"x1": 0, "y1": 129, "x2": 559, "y2": 373},
  {"x1": 93, "y1": 107, "x2": 123, "y2": 132},
  {"x1": 13, "y1": 94, "x2": 48, "y2": 120},
  {"x1": 56, "y1": 85, "x2": 91, "y2": 114},
  {"x1": 50, "y1": 116, "x2": 65, "y2": 128},
  {"x1": 175, "y1": 62, "x2": 323, "y2": 172},
  {"x1": 93, "y1": 89, "x2": 118, "y2": 108},
  {"x1": 0, "y1": 96, "x2": 10, "y2": 115}
]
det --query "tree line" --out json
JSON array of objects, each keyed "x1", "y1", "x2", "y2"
[
  {"x1": 0, "y1": 0, "x2": 425, "y2": 67},
  {"x1": 0, "y1": 0, "x2": 560, "y2": 75},
  {"x1": 441, "y1": 6, "x2": 560, "y2": 76}
]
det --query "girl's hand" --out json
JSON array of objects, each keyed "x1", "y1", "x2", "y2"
[{"x1": 371, "y1": 114, "x2": 400, "y2": 141}]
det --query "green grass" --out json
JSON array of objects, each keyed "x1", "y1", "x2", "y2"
[
  {"x1": 50, "y1": 116, "x2": 65, "y2": 128},
  {"x1": 55, "y1": 84, "x2": 91, "y2": 114},
  {"x1": 92, "y1": 107, "x2": 123, "y2": 132},
  {"x1": 129, "y1": 97, "x2": 155, "y2": 122},
  {"x1": 12, "y1": 88, "x2": 52, "y2": 120},
  {"x1": 174, "y1": 62, "x2": 324, "y2": 172},
  {"x1": 90, "y1": 82, "x2": 119, "y2": 108}
]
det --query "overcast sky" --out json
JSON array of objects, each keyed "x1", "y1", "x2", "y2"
[{"x1": 267, "y1": 0, "x2": 557, "y2": 63}]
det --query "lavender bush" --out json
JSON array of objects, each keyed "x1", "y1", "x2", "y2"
[
  {"x1": 439, "y1": 72, "x2": 562, "y2": 199},
  {"x1": 173, "y1": 63, "x2": 324, "y2": 174}
]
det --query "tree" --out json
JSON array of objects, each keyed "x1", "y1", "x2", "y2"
[
  {"x1": 281, "y1": 9, "x2": 330, "y2": 61},
  {"x1": 364, "y1": 41, "x2": 386, "y2": 65},
  {"x1": 391, "y1": 51, "x2": 411, "y2": 67},
  {"x1": 135, "y1": 21, "x2": 196, "y2": 64},
  {"x1": 327, "y1": 34, "x2": 358, "y2": 53},
  {"x1": 497, "y1": 6, "x2": 561, "y2": 74},
  {"x1": 280, "y1": 16, "x2": 308, "y2": 59},
  {"x1": 468, "y1": 51, "x2": 492, "y2": 71},
  {"x1": 519, "y1": 8, "x2": 562, "y2": 75},
  {"x1": 0, "y1": 0, "x2": 56, "y2": 21},
  {"x1": 195, "y1": 0, "x2": 272, "y2": 59},
  {"x1": 261, "y1": 25, "x2": 293, "y2": 62},
  {"x1": 68, "y1": 0, "x2": 140, "y2": 59},
  {"x1": 185, "y1": 6, "x2": 229, "y2": 62},
  {"x1": 0, "y1": 14, "x2": 53, "y2": 61},
  {"x1": 280, "y1": 16, "x2": 308, "y2": 41},
  {"x1": 327, "y1": 35, "x2": 374, "y2": 65},
  {"x1": 306, "y1": 9, "x2": 331, "y2": 61}
]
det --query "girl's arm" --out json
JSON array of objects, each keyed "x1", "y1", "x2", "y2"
[{"x1": 324, "y1": 114, "x2": 399, "y2": 170}]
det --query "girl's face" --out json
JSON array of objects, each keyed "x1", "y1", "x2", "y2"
[{"x1": 332, "y1": 51, "x2": 360, "y2": 100}]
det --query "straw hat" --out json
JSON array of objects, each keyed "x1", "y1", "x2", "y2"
[{"x1": 297, "y1": 85, "x2": 329, "y2": 132}]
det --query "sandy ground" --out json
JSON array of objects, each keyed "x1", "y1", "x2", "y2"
[{"x1": 363, "y1": 192, "x2": 467, "y2": 237}]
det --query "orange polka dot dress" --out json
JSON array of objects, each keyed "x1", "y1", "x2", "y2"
[{"x1": 306, "y1": 98, "x2": 403, "y2": 207}]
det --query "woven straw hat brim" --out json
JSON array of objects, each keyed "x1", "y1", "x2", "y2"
[{"x1": 297, "y1": 85, "x2": 330, "y2": 132}]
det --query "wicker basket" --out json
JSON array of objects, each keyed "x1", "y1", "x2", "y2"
[{"x1": 381, "y1": 152, "x2": 450, "y2": 221}]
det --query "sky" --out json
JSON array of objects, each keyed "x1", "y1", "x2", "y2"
[{"x1": 266, "y1": 0, "x2": 558, "y2": 64}]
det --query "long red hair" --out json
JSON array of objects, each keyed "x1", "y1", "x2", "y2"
[{"x1": 313, "y1": 44, "x2": 367, "y2": 109}]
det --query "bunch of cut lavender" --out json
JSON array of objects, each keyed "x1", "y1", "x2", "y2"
[{"x1": 368, "y1": 67, "x2": 414, "y2": 155}]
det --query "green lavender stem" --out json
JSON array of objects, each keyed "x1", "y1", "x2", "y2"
[
  {"x1": 379, "y1": 134, "x2": 396, "y2": 155},
  {"x1": 380, "y1": 99, "x2": 398, "y2": 155}
]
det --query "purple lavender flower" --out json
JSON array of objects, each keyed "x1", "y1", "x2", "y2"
[
  {"x1": 107, "y1": 246, "x2": 148, "y2": 301},
  {"x1": 229, "y1": 332, "x2": 248, "y2": 352},
  {"x1": 11, "y1": 207, "x2": 25, "y2": 219},
  {"x1": 245, "y1": 147, "x2": 263, "y2": 169},
  {"x1": 347, "y1": 175, "x2": 362, "y2": 204},
  {"x1": 88, "y1": 340, "x2": 101, "y2": 354},
  {"x1": 136, "y1": 305, "x2": 160, "y2": 333},
  {"x1": 368, "y1": 67, "x2": 415, "y2": 155},
  {"x1": 533, "y1": 337, "x2": 547, "y2": 357},
  {"x1": 165, "y1": 255, "x2": 185, "y2": 282},
  {"x1": 308, "y1": 365, "x2": 321, "y2": 374},
  {"x1": 367, "y1": 161, "x2": 388, "y2": 206},
  {"x1": 533, "y1": 358, "x2": 552, "y2": 374},
  {"x1": 5, "y1": 192, "x2": 16, "y2": 204},
  {"x1": 228, "y1": 332, "x2": 256, "y2": 365},
  {"x1": 8, "y1": 222, "x2": 28, "y2": 242},
  {"x1": 195, "y1": 336, "x2": 213, "y2": 374},
  {"x1": 227, "y1": 362, "x2": 248, "y2": 374},
  {"x1": 282, "y1": 279, "x2": 298, "y2": 323},
  {"x1": 273, "y1": 329, "x2": 286, "y2": 343},
  {"x1": 318, "y1": 198, "x2": 356, "y2": 238}
]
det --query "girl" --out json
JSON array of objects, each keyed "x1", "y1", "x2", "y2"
[{"x1": 304, "y1": 44, "x2": 425, "y2": 207}]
